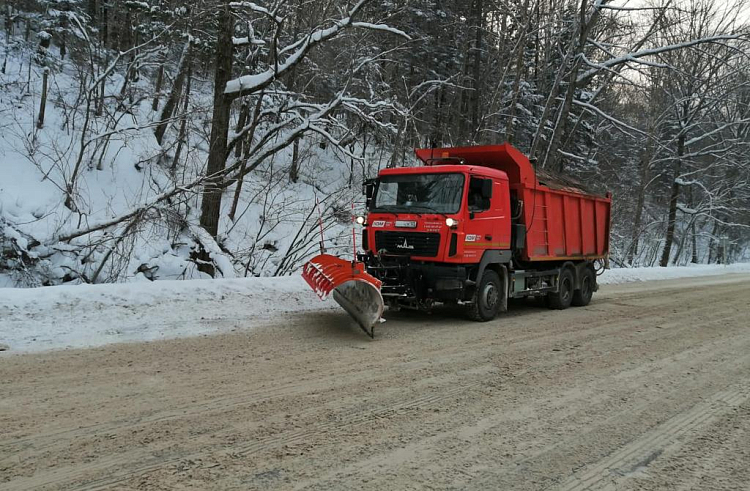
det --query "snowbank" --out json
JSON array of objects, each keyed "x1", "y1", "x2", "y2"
[
  {"x1": 0, "y1": 276, "x2": 333, "y2": 354},
  {"x1": 1, "y1": 263, "x2": 749, "y2": 354},
  {"x1": 598, "y1": 262, "x2": 750, "y2": 284}
]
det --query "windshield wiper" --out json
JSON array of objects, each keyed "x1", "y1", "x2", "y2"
[
  {"x1": 407, "y1": 205, "x2": 448, "y2": 217},
  {"x1": 372, "y1": 205, "x2": 449, "y2": 217},
  {"x1": 369, "y1": 206, "x2": 401, "y2": 216}
]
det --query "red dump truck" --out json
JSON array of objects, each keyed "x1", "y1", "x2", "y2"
[{"x1": 303, "y1": 143, "x2": 612, "y2": 337}]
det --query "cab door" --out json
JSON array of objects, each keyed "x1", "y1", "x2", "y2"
[{"x1": 461, "y1": 175, "x2": 510, "y2": 261}]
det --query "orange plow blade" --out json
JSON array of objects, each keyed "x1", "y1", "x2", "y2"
[{"x1": 302, "y1": 254, "x2": 384, "y2": 338}]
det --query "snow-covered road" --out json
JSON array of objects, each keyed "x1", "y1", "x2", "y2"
[
  {"x1": 1, "y1": 263, "x2": 750, "y2": 353},
  {"x1": 2, "y1": 273, "x2": 750, "y2": 490}
]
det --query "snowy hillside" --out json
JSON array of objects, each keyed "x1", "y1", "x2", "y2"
[{"x1": 0, "y1": 26, "x2": 379, "y2": 287}]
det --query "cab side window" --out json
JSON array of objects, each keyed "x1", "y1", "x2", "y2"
[{"x1": 468, "y1": 177, "x2": 492, "y2": 212}]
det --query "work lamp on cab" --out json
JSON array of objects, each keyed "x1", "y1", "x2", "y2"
[
  {"x1": 445, "y1": 217, "x2": 458, "y2": 228},
  {"x1": 355, "y1": 216, "x2": 366, "y2": 225}
]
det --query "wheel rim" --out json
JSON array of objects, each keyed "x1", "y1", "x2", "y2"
[
  {"x1": 483, "y1": 282, "x2": 499, "y2": 310},
  {"x1": 581, "y1": 276, "x2": 591, "y2": 297},
  {"x1": 561, "y1": 277, "x2": 572, "y2": 301}
]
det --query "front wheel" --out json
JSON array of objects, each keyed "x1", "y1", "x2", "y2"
[{"x1": 467, "y1": 270, "x2": 502, "y2": 321}]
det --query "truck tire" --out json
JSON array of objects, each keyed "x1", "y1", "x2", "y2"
[
  {"x1": 572, "y1": 268, "x2": 594, "y2": 306},
  {"x1": 547, "y1": 268, "x2": 574, "y2": 310},
  {"x1": 467, "y1": 270, "x2": 502, "y2": 321}
]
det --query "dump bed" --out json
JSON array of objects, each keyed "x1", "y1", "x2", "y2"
[{"x1": 415, "y1": 144, "x2": 611, "y2": 262}]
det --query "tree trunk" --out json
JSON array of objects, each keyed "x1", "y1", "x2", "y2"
[
  {"x1": 171, "y1": 63, "x2": 192, "y2": 174},
  {"x1": 690, "y1": 219, "x2": 698, "y2": 264},
  {"x1": 627, "y1": 136, "x2": 654, "y2": 264},
  {"x1": 533, "y1": 0, "x2": 540, "y2": 87},
  {"x1": 36, "y1": 68, "x2": 49, "y2": 129},
  {"x1": 290, "y1": 137, "x2": 301, "y2": 183},
  {"x1": 672, "y1": 220, "x2": 688, "y2": 266},
  {"x1": 457, "y1": 0, "x2": 478, "y2": 142},
  {"x1": 468, "y1": 0, "x2": 483, "y2": 140},
  {"x1": 430, "y1": 86, "x2": 445, "y2": 147},
  {"x1": 543, "y1": 0, "x2": 597, "y2": 171},
  {"x1": 151, "y1": 64, "x2": 164, "y2": 111},
  {"x1": 708, "y1": 220, "x2": 720, "y2": 263},
  {"x1": 228, "y1": 91, "x2": 265, "y2": 222},
  {"x1": 154, "y1": 38, "x2": 192, "y2": 145},
  {"x1": 234, "y1": 102, "x2": 249, "y2": 158},
  {"x1": 58, "y1": 5, "x2": 68, "y2": 59},
  {"x1": 628, "y1": 167, "x2": 648, "y2": 264},
  {"x1": 88, "y1": 0, "x2": 98, "y2": 26},
  {"x1": 96, "y1": 61, "x2": 105, "y2": 116},
  {"x1": 659, "y1": 133, "x2": 684, "y2": 267},
  {"x1": 197, "y1": 1, "x2": 234, "y2": 275},
  {"x1": 528, "y1": 47, "x2": 571, "y2": 160},
  {"x1": 5, "y1": 3, "x2": 12, "y2": 36},
  {"x1": 504, "y1": 0, "x2": 530, "y2": 144},
  {"x1": 101, "y1": 2, "x2": 108, "y2": 48},
  {"x1": 389, "y1": 117, "x2": 406, "y2": 168}
]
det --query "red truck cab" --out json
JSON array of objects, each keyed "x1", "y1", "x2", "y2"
[{"x1": 364, "y1": 165, "x2": 511, "y2": 264}]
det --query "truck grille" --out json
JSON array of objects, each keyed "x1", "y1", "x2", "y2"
[{"x1": 374, "y1": 231, "x2": 441, "y2": 257}]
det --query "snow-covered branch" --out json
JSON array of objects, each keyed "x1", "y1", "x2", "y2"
[
  {"x1": 350, "y1": 22, "x2": 410, "y2": 39},
  {"x1": 229, "y1": 1, "x2": 284, "y2": 23},
  {"x1": 224, "y1": 0, "x2": 408, "y2": 99},
  {"x1": 577, "y1": 34, "x2": 746, "y2": 84}
]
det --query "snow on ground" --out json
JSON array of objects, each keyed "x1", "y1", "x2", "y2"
[
  {"x1": 597, "y1": 262, "x2": 750, "y2": 284},
  {"x1": 0, "y1": 276, "x2": 334, "y2": 354},
  {"x1": 1, "y1": 262, "x2": 749, "y2": 354}
]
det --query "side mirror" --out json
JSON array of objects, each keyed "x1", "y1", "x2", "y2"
[
  {"x1": 363, "y1": 179, "x2": 375, "y2": 198},
  {"x1": 364, "y1": 180, "x2": 375, "y2": 209},
  {"x1": 481, "y1": 179, "x2": 493, "y2": 199}
]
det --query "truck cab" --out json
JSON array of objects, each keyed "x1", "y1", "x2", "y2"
[{"x1": 364, "y1": 165, "x2": 511, "y2": 264}]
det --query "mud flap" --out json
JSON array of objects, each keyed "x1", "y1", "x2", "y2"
[{"x1": 302, "y1": 254, "x2": 384, "y2": 338}]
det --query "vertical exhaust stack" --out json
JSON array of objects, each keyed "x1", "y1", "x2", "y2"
[{"x1": 302, "y1": 254, "x2": 384, "y2": 338}]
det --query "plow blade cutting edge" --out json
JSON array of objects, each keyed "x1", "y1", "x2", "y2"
[{"x1": 302, "y1": 254, "x2": 384, "y2": 338}]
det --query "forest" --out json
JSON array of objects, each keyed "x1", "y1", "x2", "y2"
[{"x1": 1, "y1": 0, "x2": 749, "y2": 286}]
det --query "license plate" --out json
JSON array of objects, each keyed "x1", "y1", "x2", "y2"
[{"x1": 395, "y1": 220, "x2": 417, "y2": 228}]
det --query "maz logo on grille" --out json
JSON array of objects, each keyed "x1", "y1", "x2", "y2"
[{"x1": 396, "y1": 240, "x2": 414, "y2": 250}]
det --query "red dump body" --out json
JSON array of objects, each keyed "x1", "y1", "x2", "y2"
[{"x1": 415, "y1": 144, "x2": 611, "y2": 262}]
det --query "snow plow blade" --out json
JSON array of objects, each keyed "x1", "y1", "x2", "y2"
[{"x1": 302, "y1": 254, "x2": 383, "y2": 338}]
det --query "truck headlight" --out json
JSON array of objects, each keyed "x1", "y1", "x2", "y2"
[
  {"x1": 355, "y1": 215, "x2": 366, "y2": 225},
  {"x1": 445, "y1": 217, "x2": 458, "y2": 227}
]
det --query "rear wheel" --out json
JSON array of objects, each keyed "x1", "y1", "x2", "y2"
[
  {"x1": 572, "y1": 268, "x2": 594, "y2": 306},
  {"x1": 467, "y1": 270, "x2": 502, "y2": 321},
  {"x1": 548, "y1": 268, "x2": 574, "y2": 310}
]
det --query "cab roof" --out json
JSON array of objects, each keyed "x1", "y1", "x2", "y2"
[
  {"x1": 378, "y1": 164, "x2": 508, "y2": 181},
  {"x1": 414, "y1": 143, "x2": 534, "y2": 187}
]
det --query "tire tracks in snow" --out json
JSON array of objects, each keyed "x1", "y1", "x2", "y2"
[{"x1": 553, "y1": 385, "x2": 750, "y2": 491}]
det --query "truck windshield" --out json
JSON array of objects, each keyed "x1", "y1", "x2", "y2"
[{"x1": 372, "y1": 173, "x2": 464, "y2": 214}]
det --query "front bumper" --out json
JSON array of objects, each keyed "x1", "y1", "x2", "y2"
[{"x1": 359, "y1": 253, "x2": 471, "y2": 302}]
